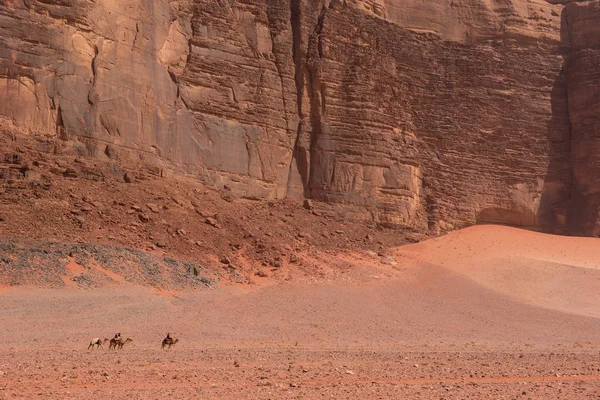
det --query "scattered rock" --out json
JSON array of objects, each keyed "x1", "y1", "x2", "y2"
[
  {"x1": 63, "y1": 167, "x2": 78, "y2": 178},
  {"x1": 171, "y1": 197, "x2": 185, "y2": 207},
  {"x1": 380, "y1": 256, "x2": 397, "y2": 266},
  {"x1": 156, "y1": 242, "x2": 167, "y2": 248},
  {"x1": 220, "y1": 257, "x2": 231, "y2": 265},
  {"x1": 198, "y1": 210, "x2": 217, "y2": 218},
  {"x1": 205, "y1": 217, "x2": 220, "y2": 228},
  {"x1": 138, "y1": 213, "x2": 150, "y2": 223},
  {"x1": 123, "y1": 172, "x2": 132, "y2": 183},
  {"x1": 147, "y1": 203, "x2": 160, "y2": 213},
  {"x1": 303, "y1": 199, "x2": 313, "y2": 209},
  {"x1": 5, "y1": 153, "x2": 21, "y2": 164},
  {"x1": 221, "y1": 193, "x2": 233, "y2": 202}
]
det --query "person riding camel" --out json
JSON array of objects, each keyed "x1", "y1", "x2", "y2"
[
  {"x1": 114, "y1": 332, "x2": 121, "y2": 340},
  {"x1": 164, "y1": 333, "x2": 172, "y2": 342}
]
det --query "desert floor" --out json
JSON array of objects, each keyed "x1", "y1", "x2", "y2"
[{"x1": 1, "y1": 225, "x2": 600, "y2": 399}]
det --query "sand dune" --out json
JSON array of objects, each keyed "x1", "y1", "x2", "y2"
[
  {"x1": 396, "y1": 225, "x2": 600, "y2": 318},
  {"x1": 397, "y1": 224, "x2": 600, "y2": 270},
  {"x1": 1, "y1": 225, "x2": 600, "y2": 398},
  {"x1": 2, "y1": 225, "x2": 599, "y2": 352}
]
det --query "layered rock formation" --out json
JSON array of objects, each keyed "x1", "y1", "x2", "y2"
[
  {"x1": 0, "y1": 0, "x2": 598, "y2": 235},
  {"x1": 562, "y1": 0, "x2": 600, "y2": 235}
]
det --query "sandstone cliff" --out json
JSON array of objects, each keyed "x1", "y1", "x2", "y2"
[
  {"x1": 0, "y1": 0, "x2": 597, "y2": 235},
  {"x1": 562, "y1": 0, "x2": 600, "y2": 235}
]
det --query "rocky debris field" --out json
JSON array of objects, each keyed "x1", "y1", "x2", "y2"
[
  {"x1": 1, "y1": 282, "x2": 599, "y2": 400},
  {"x1": 0, "y1": 131, "x2": 426, "y2": 288},
  {"x1": 0, "y1": 240, "x2": 217, "y2": 289},
  {"x1": 2, "y1": 348, "x2": 599, "y2": 399}
]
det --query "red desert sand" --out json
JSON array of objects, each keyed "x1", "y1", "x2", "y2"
[{"x1": 1, "y1": 225, "x2": 599, "y2": 399}]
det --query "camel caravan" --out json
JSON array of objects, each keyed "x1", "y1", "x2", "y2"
[{"x1": 87, "y1": 332, "x2": 178, "y2": 350}]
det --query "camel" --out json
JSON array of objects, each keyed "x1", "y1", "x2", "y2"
[
  {"x1": 161, "y1": 337, "x2": 179, "y2": 350},
  {"x1": 88, "y1": 337, "x2": 109, "y2": 350},
  {"x1": 109, "y1": 337, "x2": 133, "y2": 350},
  {"x1": 117, "y1": 338, "x2": 133, "y2": 349}
]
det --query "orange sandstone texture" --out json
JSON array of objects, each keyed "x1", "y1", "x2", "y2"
[
  {"x1": 563, "y1": 0, "x2": 600, "y2": 235},
  {"x1": 0, "y1": 0, "x2": 598, "y2": 235}
]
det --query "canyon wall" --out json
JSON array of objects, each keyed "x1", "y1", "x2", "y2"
[
  {"x1": 0, "y1": 0, "x2": 596, "y2": 234},
  {"x1": 562, "y1": 0, "x2": 600, "y2": 235}
]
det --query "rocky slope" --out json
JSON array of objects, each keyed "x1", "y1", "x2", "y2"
[
  {"x1": 0, "y1": 130, "x2": 426, "y2": 288},
  {"x1": 0, "y1": 0, "x2": 598, "y2": 235}
]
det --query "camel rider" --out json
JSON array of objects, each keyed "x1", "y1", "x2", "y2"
[
  {"x1": 164, "y1": 333, "x2": 172, "y2": 342},
  {"x1": 114, "y1": 332, "x2": 121, "y2": 340}
]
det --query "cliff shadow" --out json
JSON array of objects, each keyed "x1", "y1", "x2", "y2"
[
  {"x1": 539, "y1": 5, "x2": 584, "y2": 236},
  {"x1": 538, "y1": 65, "x2": 572, "y2": 235},
  {"x1": 539, "y1": 4, "x2": 600, "y2": 237}
]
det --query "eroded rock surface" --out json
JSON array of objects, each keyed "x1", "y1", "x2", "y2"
[
  {"x1": 0, "y1": 0, "x2": 598, "y2": 234},
  {"x1": 562, "y1": 0, "x2": 600, "y2": 235}
]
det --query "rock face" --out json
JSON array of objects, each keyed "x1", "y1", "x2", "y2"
[
  {"x1": 0, "y1": 0, "x2": 598, "y2": 234},
  {"x1": 562, "y1": 0, "x2": 600, "y2": 235},
  {"x1": 294, "y1": 1, "x2": 565, "y2": 232}
]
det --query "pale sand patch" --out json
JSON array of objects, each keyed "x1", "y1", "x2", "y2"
[
  {"x1": 395, "y1": 225, "x2": 600, "y2": 317},
  {"x1": 61, "y1": 257, "x2": 86, "y2": 287}
]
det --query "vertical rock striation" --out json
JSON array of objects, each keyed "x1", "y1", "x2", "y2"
[
  {"x1": 562, "y1": 0, "x2": 600, "y2": 235},
  {"x1": 1, "y1": 0, "x2": 599, "y2": 234},
  {"x1": 299, "y1": 0, "x2": 568, "y2": 231}
]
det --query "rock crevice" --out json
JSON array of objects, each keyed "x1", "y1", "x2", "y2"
[{"x1": 1, "y1": 0, "x2": 600, "y2": 235}]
